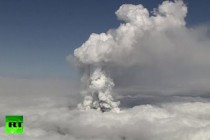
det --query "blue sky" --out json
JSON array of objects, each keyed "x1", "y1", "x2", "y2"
[{"x1": 0, "y1": 0, "x2": 209, "y2": 79}]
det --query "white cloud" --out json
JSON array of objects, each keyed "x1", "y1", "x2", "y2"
[
  {"x1": 70, "y1": 0, "x2": 210, "y2": 112},
  {"x1": 0, "y1": 99, "x2": 210, "y2": 140}
]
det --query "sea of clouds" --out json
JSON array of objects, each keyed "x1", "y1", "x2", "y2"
[
  {"x1": 0, "y1": 94, "x2": 210, "y2": 140},
  {"x1": 1, "y1": 0, "x2": 210, "y2": 139}
]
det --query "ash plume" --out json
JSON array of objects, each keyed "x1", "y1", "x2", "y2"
[
  {"x1": 77, "y1": 67, "x2": 120, "y2": 112},
  {"x1": 72, "y1": 0, "x2": 210, "y2": 112},
  {"x1": 73, "y1": 0, "x2": 188, "y2": 112}
]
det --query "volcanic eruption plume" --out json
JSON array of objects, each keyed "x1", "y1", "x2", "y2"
[
  {"x1": 73, "y1": 0, "x2": 187, "y2": 112},
  {"x1": 77, "y1": 67, "x2": 120, "y2": 112},
  {"x1": 73, "y1": 0, "x2": 210, "y2": 112}
]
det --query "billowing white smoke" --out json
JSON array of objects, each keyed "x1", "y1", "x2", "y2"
[
  {"x1": 74, "y1": 0, "x2": 187, "y2": 65},
  {"x1": 78, "y1": 68, "x2": 120, "y2": 112},
  {"x1": 73, "y1": 0, "x2": 188, "y2": 112}
]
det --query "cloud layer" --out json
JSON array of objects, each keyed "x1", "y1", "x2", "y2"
[{"x1": 1, "y1": 98, "x2": 210, "y2": 140}]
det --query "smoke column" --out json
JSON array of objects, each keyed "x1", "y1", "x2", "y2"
[
  {"x1": 77, "y1": 67, "x2": 120, "y2": 112},
  {"x1": 73, "y1": 0, "x2": 187, "y2": 112}
]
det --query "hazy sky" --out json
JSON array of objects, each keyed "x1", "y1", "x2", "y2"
[{"x1": 0, "y1": 0, "x2": 209, "y2": 79}]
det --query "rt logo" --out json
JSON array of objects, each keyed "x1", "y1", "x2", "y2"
[{"x1": 5, "y1": 116, "x2": 24, "y2": 134}]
